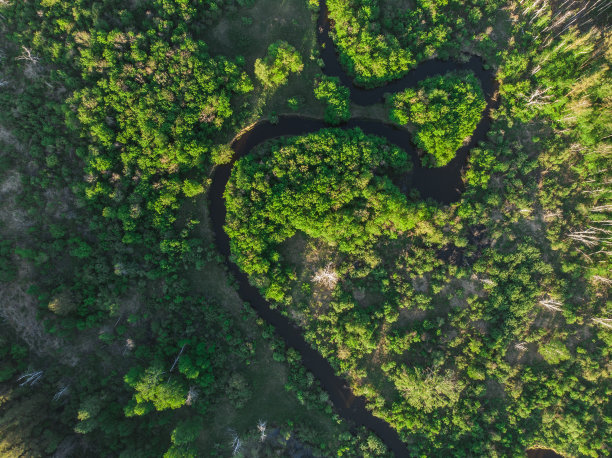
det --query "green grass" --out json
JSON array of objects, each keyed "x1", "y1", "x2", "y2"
[
  {"x1": 203, "y1": 0, "x2": 326, "y2": 128},
  {"x1": 197, "y1": 338, "x2": 342, "y2": 453}
]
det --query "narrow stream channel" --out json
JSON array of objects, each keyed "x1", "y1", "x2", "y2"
[{"x1": 207, "y1": 1, "x2": 560, "y2": 456}]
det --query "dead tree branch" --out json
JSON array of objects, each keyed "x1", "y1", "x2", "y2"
[
  {"x1": 592, "y1": 318, "x2": 612, "y2": 329},
  {"x1": 16, "y1": 46, "x2": 38, "y2": 64},
  {"x1": 257, "y1": 419, "x2": 267, "y2": 442},
  {"x1": 169, "y1": 344, "x2": 186, "y2": 373},
  {"x1": 18, "y1": 370, "x2": 43, "y2": 386},
  {"x1": 539, "y1": 298, "x2": 563, "y2": 312},
  {"x1": 312, "y1": 264, "x2": 339, "y2": 289}
]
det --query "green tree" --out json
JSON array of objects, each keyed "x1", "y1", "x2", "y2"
[
  {"x1": 539, "y1": 340, "x2": 571, "y2": 365},
  {"x1": 170, "y1": 417, "x2": 203, "y2": 446},
  {"x1": 74, "y1": 397, "x2": 102, "y2": 435},
  {"x1": 254, "y1": 41, "x2": 304, "y2": 88},
  {"x1": 182, "y1": 180, "x2": 204, "y2": 198},
  {"x1": 124, "y1": 365, "x2": 187, "y2": 416},
  {"x1": 225, "y1": 128, "x2": 420, "y2": 286},
  {"x1": 0, "y1": 240, "x2": 17, "y2": 283},
  {"x1": 314, "y1": 76, "x2": 351, "y2": 125}
]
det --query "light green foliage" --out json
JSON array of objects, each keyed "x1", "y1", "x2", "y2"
[
  {"x1": 211, "y1": 144, "x2": 234, "y2": 165},
  {"x1": 389, "y1": 71, "x2": 486, "y2": 167},
  {"x1": 47, "y1": 290, "x2": 77, "y2": 316},
  {"x1": 74, "y1": 34, "x2": 252, "y2": 231},
  {"x1": 182, "y1": 180, "x2": 204, "y2": 198},
  {"x1": 225, "y1": 128, "x2": 419, "y2": 285},
  {"x1": 391, "y1": 367, "x2": 461, "y2": 413},
  {"x1": 254, "y1": 41, "x2": 304, "y2": 87},
  {"x1": 164, "y1": 445, "x2": 198, "y2": 458},
  {"x1": 362, "y1": 435, "x2": 387, "y2": 456},
  {"x1": 124, "y1": 365, "x2": 187, "y2": 416},
  {"x1": 178, "y1": 355, "x2": 200, "y2": 380},
  {"x1": 287, "y1": 96, "x2": 302, "y2": 111},
  {"x1": 539, "y1": 340, "x2": 571, "y2": 365},
  {"x1": 314, "y1": 76, "x2": 351, "y2": 124},
  {"x1": 326, "y1": 0, "x2": 414, "y2": 86}
]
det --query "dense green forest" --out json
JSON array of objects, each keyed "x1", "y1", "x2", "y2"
[
  {"x1": 0, "y1": 0, "x2": 610, "y2": 456},
  {"x1": 225, "y1": 128, "x2": 430, "y2": 303},
  {"x1": 387, "y1": 71, "x2": 486, "y2": 166},
  {"x1": 326, "y1": 0, "x2": 505, "y2": 86}
]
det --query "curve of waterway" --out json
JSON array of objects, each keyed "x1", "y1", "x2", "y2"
[{"x1": 208, "y1": 1, "x2": 500, "y2": 456}]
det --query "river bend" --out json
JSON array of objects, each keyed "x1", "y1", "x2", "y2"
[{"x1": 208, "y1": 1, "x2": 500, "y2": 455}]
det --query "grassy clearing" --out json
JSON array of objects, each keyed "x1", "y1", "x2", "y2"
[
  {"x1": 202, "y1": 0, "x2": 413, "y2": 145},
  {"x1": 204, "y1": 0, "x2": 326, "y2": 129},
  {"x1": 351, "y1": 102, "x2": 389, "y2": 123},
  {"x1": 197, "y1": 338, "x2": 342, "y2": 454}
]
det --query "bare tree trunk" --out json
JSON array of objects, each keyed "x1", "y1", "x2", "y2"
[
  {"x1": 18, "y1": 370, "x2": 43, "y2": 386},
  {"x1": 257, "y1": 419, "x2": 267, "y2": 442},
  {"x1": 169, "y1": 344, "x2": 186, "y2": 373},
  {"x1": 539, "y1": 298, "x2": 563, "y2": 312},
  {"x1": 592, "y1": 318, "x2": 612, "y2": 329},
  {"x1": 16, "y1": 46, "x2": 39, "y2": 64},
  {"x1": 53, "y1": 385, "x2": 70, "y2": 401}
]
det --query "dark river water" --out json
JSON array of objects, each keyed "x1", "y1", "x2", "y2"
[{"x1": 208, "y1": 1, "x2": 561, "y2": 457}]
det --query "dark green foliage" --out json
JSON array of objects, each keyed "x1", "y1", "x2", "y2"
[
  {"x1": 0, "y1": 334, "x2": 24, "y2": 383},
  {"x1": 226, "y1": 373, "x2": 252, "y2": 408},
  {"x1": 314, "y1": 76, "x2": 351, "y2": 124},
  {"x1": 165, "y1": 417, "x2": 203, "y2": 457},
  {"x1": 170, "y1": 417, "x2": 204, "y2": 446},
  {"x1": 388, "y1": 71, "x2": 486, "y2": 167},
  {"x1": 74, "y1": 397, "x2": 103, "y2": 435},
  {"x1": 0, "y1": 328, "x2": 81, "y2": 456},
  {"x1": 0, "y1": 240, "x2": 17, "y2": 283}
]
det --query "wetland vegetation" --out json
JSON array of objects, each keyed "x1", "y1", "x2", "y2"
[{"x1": 0, "y1": 0, "x2": 610, "y2": 456}]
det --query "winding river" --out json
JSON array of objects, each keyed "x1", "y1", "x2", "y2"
[{"x1": 207, "y1": 1, "x2": 512, "y2": 456}]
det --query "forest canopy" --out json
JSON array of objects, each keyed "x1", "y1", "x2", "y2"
[
  {"x1": 326, "y1": 0, "x2": 505, "y2": 86},
  {"x1": 314, "y1": 75, "x2": 351, "y2": 125},
  {"x1": 0, "y1": 0, "x2": 610, "y2": 456},
  {"x1": 224, "y1": 128, "x2": 425, "y2": 301},
  {"x1": 388, "y1": 71, "x2": 486, "y2": 167},
  {"x1": 254, "y1": 40, "x2": 304, "y2": 88}
]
